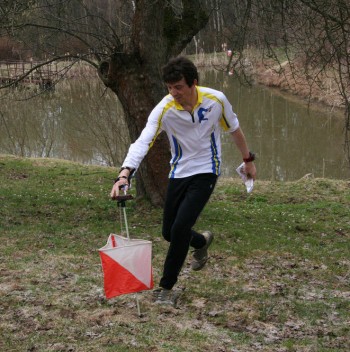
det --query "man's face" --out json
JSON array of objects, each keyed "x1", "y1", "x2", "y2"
[{"x1": 166, "y1": 77, "x2": 196, "y2": 106}]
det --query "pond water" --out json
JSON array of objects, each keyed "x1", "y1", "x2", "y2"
[
  {"x1": 0, "y1": 70, "x2": 349, "y2": 181},
  {"x1": 202, "y1": 70, "x2": 349, "y2": 181}
]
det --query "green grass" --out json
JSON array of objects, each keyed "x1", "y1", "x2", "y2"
[{"x1": 1, "y1": 155, "x2": 349, "y2": 351}]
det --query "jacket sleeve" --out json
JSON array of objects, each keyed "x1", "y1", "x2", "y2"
[
  {"x1": 122, "y1": 105, "x2": 164, "y2": 170},
  {"x1": 219, "y1": 92, "x2": 240, "y2": 133}
]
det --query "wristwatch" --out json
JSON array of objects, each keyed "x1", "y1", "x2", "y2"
[
  {"x1": 243, "y1": 152, "x2": 255, "y2": 163},
  {"x1": 119, "y1": 166, "x2": 134, "y2": 174},
  {"x1": 114, "y1": 166, "x2": 135, "y2": 184}
]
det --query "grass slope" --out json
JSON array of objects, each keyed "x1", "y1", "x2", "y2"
[{"x1": 0, "y1": 155, "x2": 349, "y2": 352}]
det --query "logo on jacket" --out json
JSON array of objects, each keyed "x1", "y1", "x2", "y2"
[{"x1": 198, "y1": 107, "x2": 212, "y2": 123}]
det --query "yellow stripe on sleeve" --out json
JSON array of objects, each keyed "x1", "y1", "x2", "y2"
[{"x1": 148, "y1": 101, "x2": 175, "y2": 149}]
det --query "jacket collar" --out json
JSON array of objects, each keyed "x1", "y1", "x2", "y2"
[{"x1": 174, "y1": 86, "x2": 202, "y2": 111}]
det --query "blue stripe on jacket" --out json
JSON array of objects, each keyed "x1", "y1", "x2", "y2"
[
  {"x1": 210, "y1": 132, "x2": 220, "y2": 175},
  {"x1": 170, "y1": 135, "x2": 183, "y2": 178}
]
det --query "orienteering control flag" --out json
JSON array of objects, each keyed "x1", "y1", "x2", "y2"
[{"x1": 99, "y1": 234, "x2": 153, "y2": 299}]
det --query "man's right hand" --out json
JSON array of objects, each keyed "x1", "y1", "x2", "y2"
[{"x1": 110, "y1": 170, "x2": 130, "y2": 199}]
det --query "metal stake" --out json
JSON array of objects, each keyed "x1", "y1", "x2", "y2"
[{"x1": 117, "y1": 194, "x2": 142, "y2": 317}]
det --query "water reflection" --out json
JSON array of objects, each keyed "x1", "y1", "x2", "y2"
[
  {"x1": 201, "y1": 70, "x2": 349, "y2": 180},
  {"x1": 0, "y1": 72, "x2": 349, "y2": 180},
  {"x1": 0, "y1": 79, "x2": 129, "y2": 166}
]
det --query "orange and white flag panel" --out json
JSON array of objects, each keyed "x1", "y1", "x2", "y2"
[{"x1": 99, "y1": 234, "x2": 153, "y2": 299}]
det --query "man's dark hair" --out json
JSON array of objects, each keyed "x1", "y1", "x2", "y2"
[{"x1": 162, "y1": 56, "x2": 199, "y2": 86}]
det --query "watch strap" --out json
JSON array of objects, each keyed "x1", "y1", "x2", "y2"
[{"x1": 243, "y1": 152, "x2": 255, "y2": 163}]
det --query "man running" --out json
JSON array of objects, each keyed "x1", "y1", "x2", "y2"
[{"x1": 110, "y1": 56, "x2": 256, "y2": 306}]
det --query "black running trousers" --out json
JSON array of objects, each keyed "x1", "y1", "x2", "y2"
[{"x1": 159, "y1": 173, "x2": 218, "y2": 289}]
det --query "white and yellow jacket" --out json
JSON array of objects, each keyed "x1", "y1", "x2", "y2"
[{"x1": 123, "y1": 86, "x2": 240, "y2": 178}]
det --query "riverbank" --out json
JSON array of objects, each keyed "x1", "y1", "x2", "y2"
[
  {"x1": 192, "y1": 51, "x2": 345, "y2": 113},
  {"x1": 253, "y1": 58, "x2": 344, "y2": 110},
  {"x1": 1, "y1": 155, "x2": 349, "y2": 351}
]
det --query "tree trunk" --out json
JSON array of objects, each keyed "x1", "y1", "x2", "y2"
[
  {"x1": 105, "y1": 53, "x2": 171, "y2": 206},
  {"x1": 98, "y1": 0, "x2": 210, "y2": 206}
]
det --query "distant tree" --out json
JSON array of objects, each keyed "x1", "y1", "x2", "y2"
[{"x1": 0, "y1": 0, "x2": 210, "y2": 206}]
